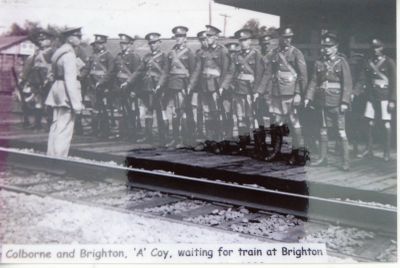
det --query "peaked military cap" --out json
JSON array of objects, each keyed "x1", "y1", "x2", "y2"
[
  {"x1": 371, "y1": 38, "x2": 384, "y2": 48},
  {"x1": 94, "y1": 34, "x2": 108, "y2": 43},
  {"x1": 197, "y1": 30, "x2": 207, "y2": 40},
  {"x1": 61, "y1": 27, "x2": 82, "y2": 38},
  {"x1": 172, "y1": 26, "x2": 189, "y2": 37},
  {"x1": 205, "y1": 25, "x2": 221, "y2": 36},
  {"x1": 119, "y1": 33, "x2": 135, "y2": 43},
  {"x1": 321, "y1": 32, "x2": 338, "y2": 46},
  {"x1": 280, "y1": 27, "x2": 294, "y2": 37},
  {"x1": 234, "y1": 29, "x2": 253, "y2": 40},
  {"x1": 260, "y1": 28, "x2": 279, "y2": 43},
  {"x1": 35, "y1": 29, "x2": 54, "y2": 41},
  {"x1": 225, "y1": 42, "x2": 240, "y2": 52},
  {"x1": 145, "y1": 32, "x2": 161, "y2": 43}
]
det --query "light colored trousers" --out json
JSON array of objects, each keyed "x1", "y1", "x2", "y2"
[{"x1": 47, "y1": 107, "x2": 75, "y2": 157}]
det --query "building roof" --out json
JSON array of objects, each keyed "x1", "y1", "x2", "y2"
[{"x1": 0, "y1": 35, "x2": 29, "y2": 52}]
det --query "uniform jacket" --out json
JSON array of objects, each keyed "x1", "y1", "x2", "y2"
[
  {"x1": 45, "y1": 43, "x2": 83, "y2": 112},
  {"x1": 127, "y1": 50, "x2": 168, "y2": 92},
  {"x1": 355, "y1": 55, "x2": 396, "y2": 102},
  {"x1": 113, "y1": 49, "x2": 141, "y2": 84},
  {"x1": 271, "y1": 45, "x2": 308, "y2": 96},
  {"x1": 258, "y1": 51, "x2": 275, "y2": 97},
  {"x1": 231, "y1": 48, "x2": 264, "y2": 95},
  {"x1": 87, "y1": 49, "x2": 115, "y2": 87},
  {"x1": 189, "y1": 43, "x2": 233, "y2": 92},
  {"x1": 306, "y1": 54, "x2": 353, "y2": 107},
  {"x1": 21, "y1": 47, "x2": 53, "y2": 88},
  {"x1": 166, "y1": 44, "x2": 196, "y2": 90}
]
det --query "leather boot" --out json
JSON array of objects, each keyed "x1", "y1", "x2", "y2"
[
  {"x1": 342, "y1": 139, "x2": 350, "y2": 171},
  {"x1": 312, "y1": 135, "x2": 328, "y2": 166},
  {"x1": 357, "y1": 123, "x2": 374, "y2": 158},
  {"x1": 289, "y1": 127, "x2": 304, "y2": 164},
  {"x1": 383, "y1": 125, "x2": 391, "y2": 162},
  {"x1": 137, "y1": 118, "x2": 153, "y2": 143},
  {"x1": 166, "y1": 118, "x2": 180, "y2": 147}
]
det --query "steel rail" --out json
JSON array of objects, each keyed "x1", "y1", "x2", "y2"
[{"x1": 0, "y1": 147, "x2": 396, "y2": 234}]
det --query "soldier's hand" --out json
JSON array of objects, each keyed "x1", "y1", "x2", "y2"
[
  {"x1": 304, "y1": 99, "x2": 310, "y2": 108},
  {"x1": 130, "y1": 91, "x2": 136, "y2": 98},
  {"x1": 253, "y1": 93, "x2": 259, "y2": 100},
  {"x1": 388, "y1": 101, "x2": 395, "y2": 112},
  {"x1": 340, "y1": 103, "x2": 348, "y2": 113},
  {"x1": 351, "y1": 94, "x2": 355, "y2": 102},
  {"x1": 293, "y1": 94, "x2": 301, "y2": 106},
  {"x1": 187, "y1": 86, "x2": 192, "y2": 94},
  {"x1": 246, "y1": 94, "x2": 252, "y2": 105},
  {"x1": 218, "y1": 87, "x2": 224, "y2": 95}
]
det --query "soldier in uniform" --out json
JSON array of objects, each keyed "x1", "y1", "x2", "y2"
[
  {"x1": 270, "y1": 27, "x2": 307, "y2": 160},
  {"x1": 164, "y1": 26, "x2": 196, "y2": 147},
  {"x1": 45, "y1": 27, "x2": 84, "y2": 157},
  {"x1": 257, "y1": 29, "x2": 279, "y2": 128},
  {"x1": 355, "y1": 38, "x2": 396, "y2": 161},
  {"x1": 223, "y1": 41, "x2": 240, "y2": 138},
  {"x1": 113, "y1": 33, "x2": 141, "y2": 140},
  {"x1": 188, "y1": 25, "x2": 232, "y2": 141},
  {"x1": 123, "y1": 32, "x2": 167, "y2": 144},
  {"x1": 305, "y1": 33, "x2": 353, "y2": 171},
  {"x1": 86, "y1": 34, "x2": 115, "y2": 138},
  {"x1": 231, "y1": 29, "x2": 264, "y2": 137},
  {"x1": 191, "y1": 30, "x2": 209, "y2": 139},
  {"x1": 20, "y1": 29, "x2": 55, "y2": 130}
]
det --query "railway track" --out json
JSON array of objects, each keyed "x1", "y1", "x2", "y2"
[{"x1": 0, "y1": 147, "x2": 397, "y2": 262}]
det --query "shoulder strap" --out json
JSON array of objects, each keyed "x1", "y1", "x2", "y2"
[
  {"x1": 278, "y1": 48, "x2": 297, "y2": 77},
  {"x1": 238, "y1": 50, "x2": 256, "y2": 75},
  {"x1": 369, "y1": 58, "x2": 388, "y2": 83},
  {"x1": 52, "y1": 51, "x2": 69, "y2": 77},
  {"x1": 148, "y1": 51, "x2": 163, "y2": 73},
  {"x1": 170, "y1": 47, "x2": 190, "y2": 76}
]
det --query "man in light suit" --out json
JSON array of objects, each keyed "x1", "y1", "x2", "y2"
[{"x1": 45, "y1": 27, "x2": 84, "y2": 157}]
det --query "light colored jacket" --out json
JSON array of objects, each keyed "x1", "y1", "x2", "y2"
[{"x1": 45, "y1": 43, "x2": 83, "y2": 112}]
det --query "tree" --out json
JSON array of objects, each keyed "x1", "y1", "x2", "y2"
[
  {"x1": 4, "y1": 20, "x2": 41, "y2": 36},
  {"x1": 242, "y1": 19, "x2": 267, "y2": 39}
]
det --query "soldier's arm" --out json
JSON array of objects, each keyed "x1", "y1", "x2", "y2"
[
  {"x1": 340, "y1": 58, "x2": 353, "y2": 105},
  {"x1": 188, "y1": 53, "x2": 201, "y2": 90},
  {"x1": 353, "y1": 60, "x2": 367, "y2": 97},
  {"x1": 256, "y1": 57, "x2": 272, "y2": 95},
  {"x1": 63, "y1": 52, "x2": 83, "y2": 111},
  {"x1": 100, "y1": 52, "x2": 116, "y2": 85},
  {"x1": 253, "y1": 51, "x2": 265, "y2": 94},
  {"x1": 127, "y1": 56, "x2": 147, "y2": 86},
  {"x1": 387, "y1": 57, "x2": 396, "y2": 102},
  {"x1": 220, "y1": 47, "x2": 233, "y2": 90},
  {"x1": 294, "y1": 48, "x2": 308, "y2": 96},
  {"x1": 156, "y1": 53, "x2": 168, "y2": 89},
  {"x1": 305, "y1": 61, "x2": 318, "y2": 102},
  {"x1": 188, "y1": 49, "x2": 196, "y2": 75},
  {"x1": 131, "y1": 53, "x2": 142, "y2": 73},
  {"x1": 20, "y1": 55, "x2": 35, "y2": 85}
]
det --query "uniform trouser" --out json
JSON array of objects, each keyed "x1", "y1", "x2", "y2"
[
  {"x1": 191, "y1": 91, "x2": 204, "y2": 136},
  {"x1": 140, "y1": 91, "x2": 165, "y2": 141},
  {"x1": 232, "y1": 93, "x2": 252, "y2": 135},
  {"x1": 47, "y1": 107, "x2": 75, "y2": 157},
  {"x1": 201, "y1": 91, "x2": 221, "y2": 140}
]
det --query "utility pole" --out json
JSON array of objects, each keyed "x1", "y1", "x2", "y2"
[
  {"x1": 220, "y1": 13, "x2": 231, "y2": 37},
  {"x1": 209, "y1": 0, "x2": 212, "y2": 25}
]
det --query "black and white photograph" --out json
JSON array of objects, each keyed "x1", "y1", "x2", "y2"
[{"x1": 0, "y1": 0, "x2": 397, "y2": 264}]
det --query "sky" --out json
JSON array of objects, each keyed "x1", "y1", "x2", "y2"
[{"x1": 0, "y1": 0, "x2": 279, "y2": 40}]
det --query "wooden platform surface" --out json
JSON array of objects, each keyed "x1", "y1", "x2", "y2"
[{"x1": 0, "y1": 122, "x2": 396, "y2": 197}]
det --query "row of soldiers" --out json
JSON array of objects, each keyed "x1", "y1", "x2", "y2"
[{"x1": 19, "y1": 25, "x2": 396, "y2": 171}]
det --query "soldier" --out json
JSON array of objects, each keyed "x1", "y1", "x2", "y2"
[
  {"x1": 270, "y1": 27, "x2": 307, "y2": 162},
  {"x1": 123, "y1": 32, "x2": 167, "y2": 144},
  {"x1": 191, "y1": 30, "x2": 209, "y2": 139},
  {"x1": 87, "y1": 34, "x2": 115, "y2": 138},
  {"x1": 188, "y1": 25, "x2": 232, "y2": 141},
  {"x1": 45, "y1": 27, "x2": 84, "y2": 157},
  {"x1": 20, "y1": 29, "x2": 55, "y2": 130},
  {"x1": 257, "y1": 29, "x2": 279, "y2": 128},
  {"x1": 231, "y1": 29, "x2": 264, "y2": 137},
  {"x1": 305, "y1": 33, "x2": 353, "y2": 171},
  {"x1": 164, "y1": 26, "x2": 196, "y2": 147},
  {"x1": 223, "y1": 41, "x2": 240, "y2": 138},
  {"x1": 113, "y1": 33, "x2": 141, "y2": 140},
  {"x1": 356, "y1": 38, "x2": 396, "y2": 161}
]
